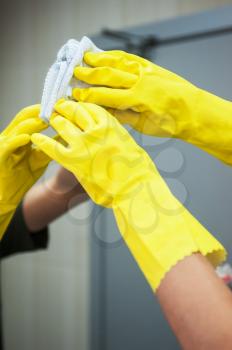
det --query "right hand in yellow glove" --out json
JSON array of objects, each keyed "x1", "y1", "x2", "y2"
[
  {"x1": 73, "y1": 50, "x2": 232, "y2": 165},
  {"x1": 32, "y1": 100, "x2": 226, "y2": 290},
  {"x1": 0, "y1": 105, "x2": 50, "y2": 240}
]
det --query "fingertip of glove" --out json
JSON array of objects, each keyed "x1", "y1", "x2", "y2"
[
  {"x1": 31, "y1": 133, "x2": 43, "y2": 144},
  {"x1": 84, "y1": 51, "x2": 100, "y2": 63},
  {"x1": 12, "y1": 133, "x2": 30, "y2": 144},
  {"x1": 50, "y1": 115, "x2": 64, "y2": 126},
  {"x1": 54, "y1": 99, "x2": 78, "y2": 118},
  {"x1": 56, "y1": 97, "x2": 66, "y2": 105},
  {"x1": 74, "y1": 66, "x2": 85, "y2": 76},
  {"x1": 54, "y1": 98, "x2": 67, "y2": 111},
  {"x1": 19, "y1": 134, "x2": 31, "y2": 143},
  {"x1": 55, "y1": 98, "x2": 76, "y2": 107},
  {"x1": 72, "y1": 87, "x2": 87, "y2": 101}
]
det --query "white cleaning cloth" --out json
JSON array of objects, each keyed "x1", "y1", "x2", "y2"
[{"x1": 40, "y1": 36, "x2": 101, "y2": 122}]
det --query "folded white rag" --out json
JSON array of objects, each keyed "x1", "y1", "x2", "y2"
[{"x1": 40, "y1": 36, "x2": 101, "y2": 122}]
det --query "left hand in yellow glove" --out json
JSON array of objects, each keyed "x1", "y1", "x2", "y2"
[
  {"x1": 73, "y1": 50, "x2": 232, "y2": 165},
  {"x1": 31, "y1": 100, "x2": 226, "y2": 291},
  {"x1": 0, "y1": 105, "x2": 50, "y2": 240}
]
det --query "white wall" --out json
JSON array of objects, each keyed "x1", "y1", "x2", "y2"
[{"x1": 1, "y1": 1, "x2": 232, "y2": 350}]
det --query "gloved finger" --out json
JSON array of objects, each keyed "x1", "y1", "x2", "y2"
[
  {"x1": 72, "y1": 87, "x2": 130, "y2": 109},
  {"x1": 2, "y1": 105, "x2": 42, "y2": 136},
  {"x1": 100, "y1": 51, "x2": 187, "y2": 83},
  {"x1": 9, "y1": 118, "x2": 47, "y2": 136},
  {"x1": 54, "y1": 100, "x2": 96, "y2": 130},
  {"x1": 50, "y1": 115, "x2": 82, "y2": 145},
  {"x1": 31, "y1": 133, "x2": 68, "y2": 162},
  {"x1": 84, "y1": 51, "x2": 140, "y2": 74},
  {"x1": 107, "y1": 50, "x2": 150, "y2": 67},
  {"x1": 57, "y1": 101, "x2": 108, "y2": 129},
  {"x1": 81, "y1": 103, "x2": 110, "y2": 125},
  {"x1": 31, "y1": 134, "x2": 67, "y2": 151},
  {"x1": 1, "y1": 134, "x2": 30, "y2": 161},
  {"x1": 74, "y1": 66, "x2": 137, "y2": 88},
  {"x1": 72, "y1": 102, "x2": 99, "y2": 129}
]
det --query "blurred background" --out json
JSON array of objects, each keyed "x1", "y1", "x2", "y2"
[{"x1": 1, "y1": 1, "x2": 232, "y2": 350}]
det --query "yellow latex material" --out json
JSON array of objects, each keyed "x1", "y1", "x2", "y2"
[
  {"x1": 0, "y1": 105, "x2": 50, "y2": 240},
  {"x1": 73, "y1": 50, "x2": 232, "y2": 165},
  {"x1": 32, "y1": 100, "x2": 226, "y2": 290}
]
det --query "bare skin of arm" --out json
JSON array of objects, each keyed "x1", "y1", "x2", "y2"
[
  {"x1": 156, "y1": 253, "x2": 232, "y2": 350},
  {"x1": 23, "y1": 167, "x2": 88, "y2": 232}
]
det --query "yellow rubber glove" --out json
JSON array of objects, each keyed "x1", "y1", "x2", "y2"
[
  {"x1": 32, "y1": 100, "x2": 226, "y2": 290},
  {"x1": 73, "y1": 50, "x2": 232, "y2": 165},
  {"x1": 0, "y1": 105, "x2": 50, "y2": 240}
]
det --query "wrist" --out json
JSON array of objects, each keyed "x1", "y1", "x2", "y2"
[
  {"x1": 45, "y1": 175, "x2": 84, "y2": 202},
  {"x1": 184, "y1": 88, "x2": 232, "y2": 163},
  {"x1": 168, "y1": 83, "x2": 200, "y2": 138}
]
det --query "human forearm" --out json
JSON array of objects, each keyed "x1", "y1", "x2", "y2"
[
  {"x1": 23, "y1": 168, "x2": 88, "y2": 232},
  {"x1": 157, "y1": 253, "x2": 232, "y2": 350}
]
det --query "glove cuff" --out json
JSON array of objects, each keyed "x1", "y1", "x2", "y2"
[{"x1": 112, "y1": 179, "x2": 226, "y2": 290}]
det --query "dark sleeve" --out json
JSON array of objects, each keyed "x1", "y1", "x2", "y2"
[{"x1": 0, "y1": 204, "x2": 49, "y2": 259}]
